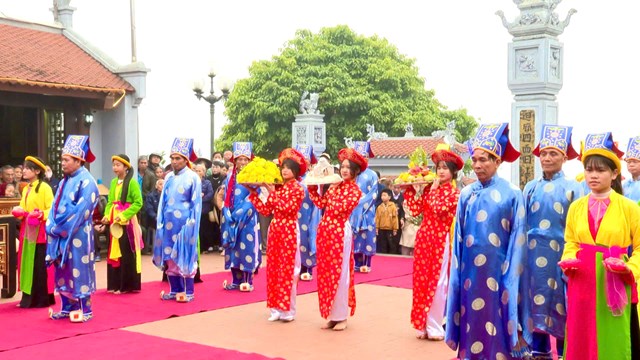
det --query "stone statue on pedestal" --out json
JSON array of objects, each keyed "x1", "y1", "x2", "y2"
[
  {"x1": 299, "y1": 91, "x2": 320, "y2": 115},
  {"x1": 293, "y1": 91, "x2": 326, "y2": 157}
]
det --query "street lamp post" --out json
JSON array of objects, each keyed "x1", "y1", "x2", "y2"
[{"x1": 193, "y1": 70, "x2": 231, "y2": 153}]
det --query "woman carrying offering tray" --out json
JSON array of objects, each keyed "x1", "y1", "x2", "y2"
[
  {"x1": 307, "y1": 148, "x2": 365, "y2": 331},
  {"x1": 247, "y1": 148, "x2": 306, "y2": 322}
]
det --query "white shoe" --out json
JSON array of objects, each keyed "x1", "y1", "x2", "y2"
[
  {"x1": 280, "y1": 316, "x2": 295, "y2": 322},
  {"x1": 268, "y1": 313, "x2": 281, "y2": 322}
]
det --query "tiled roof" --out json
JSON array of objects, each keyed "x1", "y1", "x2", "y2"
[
  {"x1": 0, "y1": 23, "x2": 134, "y2": 93},
  {"x1": 370, "y1": 137, "x2": 468, "y2": 158}
]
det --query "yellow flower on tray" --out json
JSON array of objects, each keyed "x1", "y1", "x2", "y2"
[{"x1": 237, "y1": 156, "x2": 283, "y2": 184}]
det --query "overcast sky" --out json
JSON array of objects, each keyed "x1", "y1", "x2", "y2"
[{"x1": 1, "y1": 0, "x2": 638, "y2": 178}]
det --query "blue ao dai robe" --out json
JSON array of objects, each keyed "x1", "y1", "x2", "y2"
[
  {"x1": 152, "y1": 167, "x2": 202, "y2": 277},
  {"x1": 445, "y1": 175, "x2": 530, "y2": 359},
  {"x1": 45, "y1": 167, "x2": 99, "y2": 299},
  {"x1": 523, "y1": 171, "x2": 584, "y2": 339},
  {"x1": 298, "y1": 175, "x2": 321, "y2": 270},
  {"x1": 221, "y1": 179, "x2": 261, "y2": 273},
  {"x1": 350, "y1": 168, "x2": 378, "y2": 255},
  {"x1": 623, "y1": 178, "x2": 640, "y2": 202}
]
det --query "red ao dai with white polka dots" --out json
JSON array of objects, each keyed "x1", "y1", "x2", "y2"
[
  {"x1": 308, "y1": 181, "x2": 362, "y2": 319},
  {"x1": 405, "y1": 182, "x2": 459, "y2": 331},
  {"x1": 249, "y1": 180, "x2": 304, "y2": 311}
]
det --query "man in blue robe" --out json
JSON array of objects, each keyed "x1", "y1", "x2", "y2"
[
  {"x1": 153, "y1": 138, "x2": 202, "y2": 302},
  {"x1": 295, "y1": 144, "x2": 321, "y2": 281},
  {"x1": 46, "y1": 135, "x2": 99, "y2": 322},
  {"x1": 623, "y1": 136, "x2": 640, "y2": 202},
  {"x1": 221, "y1": 142, "x2": 262, "y2": 291},
  {"x1": 445, "y1": 123, "x2": 531, "y2": 359},
  {"x1": 523, "y1": 124, "x2": 584, "y2": 359},
  {"x1": 350, "y1": 141, "x2": 378, "y2": 273}
]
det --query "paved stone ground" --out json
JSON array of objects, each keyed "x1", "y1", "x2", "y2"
[{"x1": 2, "y1": 253, "x2": 456, "y2": 359}]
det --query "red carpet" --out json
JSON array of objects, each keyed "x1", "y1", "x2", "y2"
[
  {"x1": 0, "y1": 255, "x2": 411, "y2": 352},
  {"x1": 355, "y1": 255, "x2": 413, "y2": 282},
  {"x1": 367, "y1": 273, "x2": 413, "y2": 289},
  {"x1": 0, "y1": 329, "x2": 281, "y2": 359}
]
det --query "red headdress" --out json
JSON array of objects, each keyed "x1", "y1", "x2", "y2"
[
  {"x1": 278, "y1": 148, "x2": 307, "y2": 179},
  {"x1": 431, "y1": 143, "x2": 464, "y2": 170},
  {"x1": 338, "y1": 148, "x2": 368, "y2": 171}
]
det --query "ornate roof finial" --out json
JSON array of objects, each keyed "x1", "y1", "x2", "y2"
[
  {"x1": 497, "y1": 0, "x2": 576, "y2": 38},
  {"x1": 366, "y1": 124, "x2": 388, "y2": 141},
  {"x1": 431, "y1": 121, "x2": 457, "y2": 145},
  {"x1": 344, "y1": 137, "x2": 354, "y2": 148},
  {"x1": 404, "y1": 123, "x2": 414, "y2": 138}
]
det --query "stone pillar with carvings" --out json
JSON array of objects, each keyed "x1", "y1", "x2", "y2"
[
  {"x1": 292, "y1": 91, "x2": 326, "y2": 157},
  {"x1": 496, "y1": 0, "x2": 577, "y2": 186}
]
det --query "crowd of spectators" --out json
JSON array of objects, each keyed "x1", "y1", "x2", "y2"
[{"x1": 1, "y1": 163, "x2": 58, "y2": 198}]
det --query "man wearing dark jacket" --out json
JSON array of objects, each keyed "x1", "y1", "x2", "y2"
[{"x1": 142, "y1": 152, "x2": 161, "y2": 197}]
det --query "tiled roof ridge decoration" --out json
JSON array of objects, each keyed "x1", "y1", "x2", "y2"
[
  {"x1": 366, "y1": 123, "x2": 388, "y2": 140},
  {"x1": 370, "y1": 135, "x2": 468, "y2": 158},
  {"x1": 361, "y1": 120, "x2": 467, "y2": 158}
]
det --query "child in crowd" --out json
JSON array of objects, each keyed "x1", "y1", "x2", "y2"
[
  {"x1": 3, "y1": 183, "x2": 17, "y2": 198},
  {"x1": 375, "y1": 188, "x2": 399, "y2": 254},
  {"x1": 220, "y1": 162, "x2": 229, "y2": 178}
]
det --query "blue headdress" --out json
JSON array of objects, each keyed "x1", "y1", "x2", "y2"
[
  {"x1": 231, "y1": 142, "x2": 254, "y2": 162},
  {"x1": 62, "y1": 135, "x2": 95, "y2": 163},
  {"x1": 468, "y1": 123, "x2": 520, "y2": 162},
  {"x1": 625, "y1": 137, "x2": 640, "y2": 161},
  {"x1": 294, "y1": 144, "x2": 318, "y2": 164},
  {"x1": 170, "y1": 138, "x2": 198, "y2": 167},
  {"x1": 352, "y1": 141, "x2": 375, "y2": 158},
  {"x1": 532, "y1": 124, "x2": 579, "y2": 160}
]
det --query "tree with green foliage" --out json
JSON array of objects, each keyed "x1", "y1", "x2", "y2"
[{"x1": 218, "y1": 25, "x2": 478, "y2": 158}]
